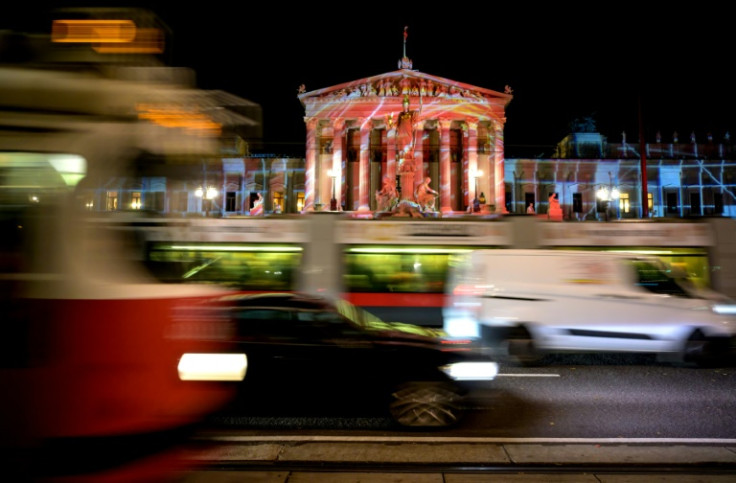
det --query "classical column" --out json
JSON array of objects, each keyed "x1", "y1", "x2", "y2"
[
  {"x1": 359, "y1": 118, "x2": 371, "y2": 210},
  {"x1": 461, "y1": 123, "x2": 470, "y2": 209},
  {"x1": 439, "y1": 119, "x2": 452, "y2": 213},
  {"x1": 466, "y1": 118, "x2": 478, "y2": 201},
  {"x1": 332, "y1": 118, "x2": 345, "y2": 209},
  {"x1": 413, "y1": 120, "x2": 425, "y2": 190},
  {"x1": 492, "y1": 120, "x2": 507, "y2": 213},
  {"x1": 304, "y1": 117, "x2": 319, "y2": 212}
]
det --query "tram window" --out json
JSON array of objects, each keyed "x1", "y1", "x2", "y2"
[
  {"x1": 344, "y1": 250, "x2": 453, "y2": 293},
  {"x1": 145, "y1": 244, "x2": 302, "y2": 291}
]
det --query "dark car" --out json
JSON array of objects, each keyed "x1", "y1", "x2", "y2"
[{"x1": 214, "y1": 292, "x2": 498, "y2": 428}]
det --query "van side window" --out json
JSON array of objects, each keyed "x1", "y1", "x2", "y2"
[{"x1": 631, "y1": 260, "x2": 689, "y2": 297}]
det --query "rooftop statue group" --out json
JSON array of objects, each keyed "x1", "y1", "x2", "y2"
[
  {"x1": 374, "y1": 88, "x2": 440, "y2": 217},
  {"x1": 375, "y1": 175, "x2": 438, "y2": 217}
]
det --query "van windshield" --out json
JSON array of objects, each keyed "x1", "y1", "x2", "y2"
[{"x1": 631, "y1": 259, "x2": 690, "y2": 297}]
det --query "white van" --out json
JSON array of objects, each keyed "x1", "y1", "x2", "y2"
[{"x1": 443, "y1": 249, "x2": 736, "y2": 366}]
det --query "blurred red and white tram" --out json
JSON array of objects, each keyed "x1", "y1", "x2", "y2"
[
  {"x1": 0, "y1": 66, "x2": 244, "y2": 481},
  {"x1": 126, "y1": 213, "x2": 725, "y2": 328}
]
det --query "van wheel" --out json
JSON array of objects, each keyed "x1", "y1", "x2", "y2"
[
  {"x1": 504, "y1": 327, "x2": 542, "y2": 367},
  {"x1": 682, "y1": 330, "x2": 727, "y2": 367}
]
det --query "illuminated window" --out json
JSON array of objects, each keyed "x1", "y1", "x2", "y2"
[
  {"x1": 106, "y1": 191, "x2": 118, "y2": 211},
  {"x1": 618, "y1": 193, "x2": 630, "y2": 213},
  {"x1": 647, "y1": 193, "x2": 654, "y2": 211},
  {"x1": 296, "y1": 192, "x2": 305, "y2": 212},
  {"x1": 272, "y1": 191, "x2": 284, "y2": 212},
  {"x1": 131, "y1": 192, "x2": 142, "y2": 210}
]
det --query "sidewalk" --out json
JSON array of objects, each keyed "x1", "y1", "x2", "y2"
[{"x1": 173, "y1": 439, "x2": 736, "y2": 482}]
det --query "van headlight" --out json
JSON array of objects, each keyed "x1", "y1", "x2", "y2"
[
  {"x1": 444, "y1": 315, "x2": 481, "y2": 338},
  {"x1": 440, "y1": 361, "x2": 498, "y2": 381},
  {"x1": 713, "y1": 304, "x2": 736, "y2": 315}
]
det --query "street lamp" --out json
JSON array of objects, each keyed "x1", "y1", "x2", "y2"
[
  {"x1": 327, "y1": 169, "x2": 337, "y2": 211},
  {"x1": 596, "y1": 185, "x2": 619, "y2": 221},
  {"x1": 195, "y1": 186, "x2": 218, "y2": 216}
]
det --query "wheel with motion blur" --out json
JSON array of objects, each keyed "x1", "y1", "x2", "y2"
[
  {"x1": 681, "y1": 329, "x2": 731, "y2": 368},
  {"x1": 502, "y1": 326, "x2": 544, "y2": 367},
  {"x1": 388, "y1": 381, "x2": 465, "y2": 428}
]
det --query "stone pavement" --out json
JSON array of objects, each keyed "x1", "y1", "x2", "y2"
[{"x1": 173, "y1": 440, "x2": 736, "y2": 482}]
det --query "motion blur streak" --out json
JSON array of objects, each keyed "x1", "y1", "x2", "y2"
[
  {"x1": 51, "y1": 20, "x2": 137, "y2": 43},
  {"x1": 0, "y1": 16, "x2": 242, "y2": 479}
]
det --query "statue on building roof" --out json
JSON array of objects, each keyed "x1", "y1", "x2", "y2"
[
  {"x1": 415, "y1": 176, "x2": 438, "y2": 212},
  {"x1": 397, "y1": 94, "x2": 418, "y2": 166},
  {"x1": 375, "y1": 176, "x2": 398, "y2": 212},
  {"x1": 571, "y1": 115, "x2": 597, "y2": 133}
]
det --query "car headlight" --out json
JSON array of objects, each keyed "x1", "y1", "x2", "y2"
[
  {"x1": 178, "y1": 353, "x2": 247, "y2": 381},
  {"x1": 440, "y1": 361, "x2": 498, "y2": 381}
]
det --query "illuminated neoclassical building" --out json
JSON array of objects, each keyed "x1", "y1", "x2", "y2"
[
  {"x1": 41, "y1": 10, "x2": 732, "y2": 221},
  {"x1": 297, "y1": 46, "x2": 512, "y2": 214}
]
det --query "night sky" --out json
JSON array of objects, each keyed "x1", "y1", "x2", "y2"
[{"x1": 4, "y1": 3, "x2": 735, "y2": 157}]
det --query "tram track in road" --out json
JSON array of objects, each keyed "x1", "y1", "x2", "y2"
[
  {"x1": 186, "y1": 461, "x2": 736, "y2": 478},
  {"x1": 181, "y1": 432, "x2": 736, "y2": 480}
]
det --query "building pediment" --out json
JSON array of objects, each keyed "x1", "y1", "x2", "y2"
[{"x1": 298, "y1": 69, "x2": 512, "y2": 109}]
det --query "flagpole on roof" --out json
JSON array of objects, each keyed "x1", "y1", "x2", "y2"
[
  {"x1": 398, "y1": 26, "x2": 413, "y2": 70},
  {"x1": 403, "y1": 26, "x2": 408, "y2": 59}
]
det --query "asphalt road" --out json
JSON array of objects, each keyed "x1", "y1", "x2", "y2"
[
  {"x1": 205, "y1": 353, "x2": 736, "y2": 440},
  {"x1": 172, "y1": 354, "x2": 736, "y2": 482}
]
